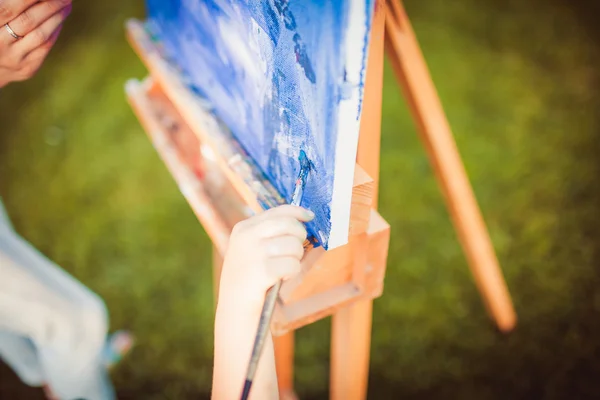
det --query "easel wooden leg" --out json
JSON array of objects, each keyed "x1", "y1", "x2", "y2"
[
  {"x1": 384, "y1": 0, "x2": 516, "y2": 331},
  {"x1": 330, "y1": 301, "x2": 373, "y2": 400},
  {"x1": 274, "y1": 332, "x2": 297, "y2": 400}
]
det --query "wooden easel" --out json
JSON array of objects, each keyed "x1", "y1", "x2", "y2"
[{"x1": 124, "y1": 1, "x2": 516, "y2": 399}]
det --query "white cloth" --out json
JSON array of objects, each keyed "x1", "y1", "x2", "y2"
[{"x1": 0, "y1": 199, "x2": 115, "y2": 400}]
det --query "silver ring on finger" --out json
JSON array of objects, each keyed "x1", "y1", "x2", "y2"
[{"x1": 4, "y1": 23, "x2": 23, "y2": 40}]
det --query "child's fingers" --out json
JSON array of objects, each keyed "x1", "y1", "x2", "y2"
[
  {"x1": 265, "y1": 256, "x2": 301, "y2": 281},
  {"x1": 258, "y1": 217, "x2": 307, "y2": 241},
  {"x1": 263, "y1": 235, "x2": 304, "y2": 259},
  {"x1": 263, "y1": 204, "x2": 314, "y2": 222}
]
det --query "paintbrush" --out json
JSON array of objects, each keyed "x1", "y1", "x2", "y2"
[{"x1": 240, "y1": 150, "x2": 313, "y2": 400}]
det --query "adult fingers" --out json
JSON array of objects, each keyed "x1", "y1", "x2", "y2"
[
  {"x1": 258, "y1": 217, "x2": 307, "y2": 241},
  {"x1": 0, "y1": 0, "x2": 39, "y2": 26},
  {"x1": 15, "y1": 4, "x2": 70, "y2": 57},
  {"x1": 262, "y1": 204, "x2": 314, "y2": 223},
  {"x1": 24, "y1": 24, "x2": 62, "y2": 63},
  {"x1": 9, "y1": 22, "x2": 61, "y2": 81},
  {"x1": 263, "y1": 235, "x2": 304, "y2": 260},
  {"x1": 3, "y1": 0, "x2": 71, "y2": 43},
  {"x1": 265, "y1": 256, "x2": 301, "y2": 282},
  {"x1": 13, "y1": 25, "x2": 62, "y2": 80}
]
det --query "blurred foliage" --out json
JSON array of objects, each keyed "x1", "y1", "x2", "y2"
[{"x1": 1, "y1": 0, "x2": 600, "y2": 399}]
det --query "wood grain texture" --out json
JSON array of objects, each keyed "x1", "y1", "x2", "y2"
[
  {"x1": 349, "y1": 165, "x2": 375, "y2": 237},
  {"x1": 364, "y1": 210, "x2": 391, "y2": 298}
]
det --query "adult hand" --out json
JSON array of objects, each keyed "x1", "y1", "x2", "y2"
[
  {"x1": 0, "y1": 0, "x2": 72, "y2": 88},
  {"x1": 219, "y1": 205, "x2": 314, "y2": 310}
]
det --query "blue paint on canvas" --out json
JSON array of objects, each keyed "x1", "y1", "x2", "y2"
[{"x1": 145, "y1": 0, "x2": 374, "y2": 249}]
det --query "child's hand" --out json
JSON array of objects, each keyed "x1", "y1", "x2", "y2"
[
  {"x1": 218, "y1": 205, "x2": 314, "y2": 311},
  {"x1": 214, "y1": 205, "x2": 312, "y2": 399}
]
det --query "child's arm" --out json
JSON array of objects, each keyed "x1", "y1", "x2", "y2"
[{"x1": 212, "y1": 205, "x2": 314, "y2": 400}]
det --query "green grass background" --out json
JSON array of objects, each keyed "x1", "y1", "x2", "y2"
[{"x1": 2, "y1": 0, "x2": 600, "y2": 398}]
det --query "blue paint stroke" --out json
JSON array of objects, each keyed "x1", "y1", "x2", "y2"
[
  {"x1": 145, "y1": 0, "x2": 374, "y2": 248},
  {"x1": 290, "y1": 150, "x2": 314, "y2": 207},
  {"x1": 356, "y1": 1, "x2": 375, "y2": 118}
]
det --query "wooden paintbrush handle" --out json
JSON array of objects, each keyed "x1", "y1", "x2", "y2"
[{"x1": 241, "y1": 279, "x2": 283, "y2": 400}]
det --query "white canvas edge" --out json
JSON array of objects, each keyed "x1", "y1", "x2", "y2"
[{"x1": 328, "y1": 0, "x2": 371, "y2": 249}]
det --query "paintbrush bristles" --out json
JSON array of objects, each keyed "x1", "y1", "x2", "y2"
[{"x1": 291, "y1": 150, "x2": 313, "y2": 207}]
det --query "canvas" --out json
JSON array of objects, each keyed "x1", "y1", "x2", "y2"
[{"x1": 145, "y1": 0, "x2": 374, "y2": 249}]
